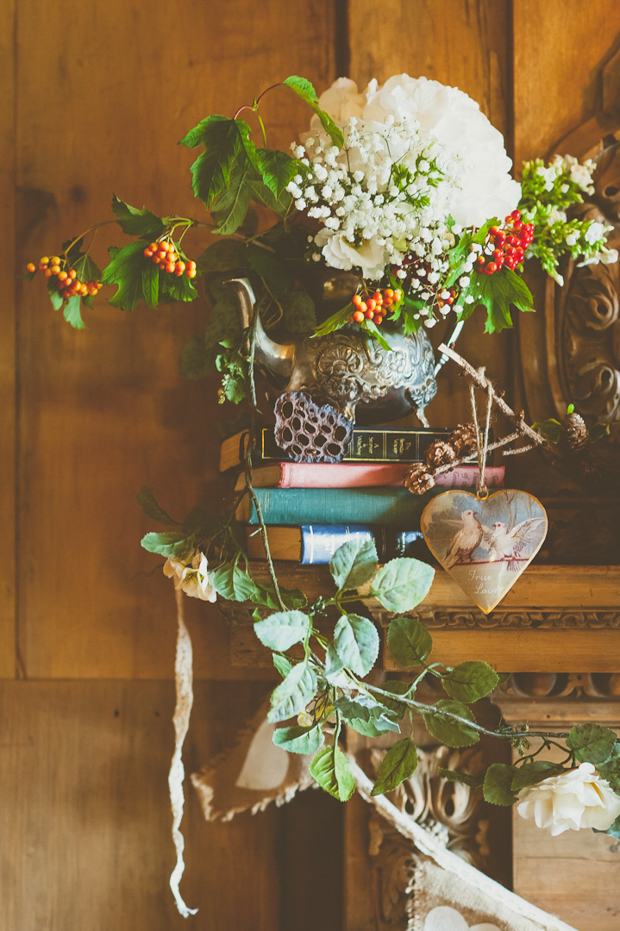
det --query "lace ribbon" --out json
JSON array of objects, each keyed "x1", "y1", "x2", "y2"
[{"x1": 169, "y1": 587, "x2": 198, "y2": 917}]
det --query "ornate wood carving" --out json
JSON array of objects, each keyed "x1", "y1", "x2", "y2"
[
  {"x1": 365, "y1": 745, "x2": 490, "y2": 931},
  {"x1": 493, "y1": 672, "x2": 620, "y2": 728}
]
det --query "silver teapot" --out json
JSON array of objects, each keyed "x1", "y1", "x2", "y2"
[{"x1": 229, "y1": 277, "x2": 438, "y2": 425}]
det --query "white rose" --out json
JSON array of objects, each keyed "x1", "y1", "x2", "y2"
[
  {"x1": 163, "y1": 550, "x2": 217, "y2": 602},
  {"x1": 516, "y1": 762, "x2": 620, "y2": 836},
  {"x1": 317, "y1": 77, "x2": 365, "y2": 122},
  {"x1": 314, "y1": 229, "x2": 386, "y2": 279}
]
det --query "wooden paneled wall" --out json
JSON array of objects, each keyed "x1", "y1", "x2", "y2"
[{"x1": 2, "y1": 2, "x2": 620, "y2": 929}]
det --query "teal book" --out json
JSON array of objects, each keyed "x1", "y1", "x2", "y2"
[{"x1": 240, "y1": 486, "x2": 441, "y2": 527}]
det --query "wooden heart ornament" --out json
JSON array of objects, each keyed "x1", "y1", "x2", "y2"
[{"x1": 420, "y1": 489, "x2": 548, "y2": 613}]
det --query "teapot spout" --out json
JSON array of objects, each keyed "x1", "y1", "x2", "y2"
[{"x1": 227, "y1": 277, "x2": 295, "y2": 379}]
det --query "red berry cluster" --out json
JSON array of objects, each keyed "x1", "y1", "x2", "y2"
[
  {"x1": 28, "y1": 256, "x2": 103, "y2": 298},
  {"x1": 476, "y1": 210, "x2": 535, "y2": 275},
  {"x1": 436, "y1": 287, "x2": 457, "y2": 310},
  {"x1": 349, "y1": 288, "x2": 402, "y2": 325},
  {"x1": 143, "y1": 240, "x2": 197, "y2": 278}
]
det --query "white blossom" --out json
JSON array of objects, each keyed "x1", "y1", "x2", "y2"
[
  {"x1": 163, "y1": 551, "x2": 217, "y2": 602},
  {"x1": 517, "y1": 763, "x2": 620, "y2": 837}
]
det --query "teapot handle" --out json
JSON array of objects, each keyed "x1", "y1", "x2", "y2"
[{"x1": 226, "y1": 277, "x2": 295, "y2": 379}]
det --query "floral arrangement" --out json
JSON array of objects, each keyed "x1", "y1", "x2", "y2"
[{"x1": 27, "y1": 74, "x2": 620, "y2": 842}]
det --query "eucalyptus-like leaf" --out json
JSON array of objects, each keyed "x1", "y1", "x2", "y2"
[
  {"x1": 267, "y1": 663, "x2": 316, "y2": 723},
  {"x1": 329, "y1": 537, "x2": 378, "y2": 592},
  {"x1": 310, "y1": 745, "x2": 355, "y2": 801},
  {"x1": 273, "y1": 724, "x2": 324, "y2": 754},
  {"x1": 370, "y1": 558, "x2": 435, "y2": 613},
  {"x1": 442, "y1": 661, "x2": 499, "y2": 703},
  {"x1": 371, "y1": 738, "x2": 418, "y2": 796},
  {"x1": 333, "y1": 613, "x2": 379, "y2": 677},
  {"x1": 254, "y1": 610, "x2": 311, "y2": 652},
  {"x1": 335, "y1": 698, "x2": 400, "y2": 737},
  {"x1": 422, "y1": 699, "x2": 480, "y2": 748},
  {"x1": 566, "y1": 723, "x2": 617, "y2": 765},
  {"x1": 324, "y1": 643, "x2": 345, "y2": 684},
  {"x1": 387, "y1": 616, "x2": 432, "y2": 667},
  {"x1": 273, "y1": 654, "x2": 293, "y2": 679},
  {"x1": 483, "y1": 763, "x2": 519, "y2": 806},
  {"x1": 372, "y1": 680, "x2": 410, "y2": 720}
]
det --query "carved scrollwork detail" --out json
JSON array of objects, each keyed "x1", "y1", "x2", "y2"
[
  {"x1": 369, "y1": 606, "x2": 620, "y2": 630},
  {"x1": 499, "y1": 671, "x2": 620, "y2": 700}
]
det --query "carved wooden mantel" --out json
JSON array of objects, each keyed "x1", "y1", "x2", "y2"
[{"x1": 221, "y1": 563, "x2": 620, "y2": 673}]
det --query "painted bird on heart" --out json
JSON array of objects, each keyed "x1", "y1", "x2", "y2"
[
  {"x1": 486, "y1": 518, "x2": 546, "y2": 570},
  {"x1": 443, "y1": 509, "x2": 493, "y2": 568}
]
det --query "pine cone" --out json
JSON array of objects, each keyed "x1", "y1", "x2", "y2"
[
  {"x1": 449, "y1": 422, "x2": 478, "y2": 458},
  {"x1": 425, "y1": 439, "x2": 457, "y2": 469},
  {"x1": 405, "y1": 463, "x2": 436, "y2": 495},
  {"x1": 564, "y1": 411, "x2": 589, "y2": 451}
]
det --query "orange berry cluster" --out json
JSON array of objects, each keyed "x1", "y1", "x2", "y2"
[
  {"x1": 28, "y1": 257, "x2": 103, "y2": 298},
  {"x1": 349, "y1": 288, "x2": 402, "y2": 325},
  {"x1": 476, "y1": 210, "x2": 535, "y2": 275},
  {"x1": 143, "y1": 240, "x2": 197, "y2": 278}
]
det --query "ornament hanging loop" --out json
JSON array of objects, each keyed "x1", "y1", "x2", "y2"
[{"x1": 470, "y1": 379, "x2": 493, "y2": 499}]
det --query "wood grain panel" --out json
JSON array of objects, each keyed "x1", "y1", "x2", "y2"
[
  {"x1": 0, "y1": 0, "x2": 16, "y2": 677},
  {"x1": 14, "y1": 0, "x2": 336, "y2": 679},
  {"x1": 512, "y1": 0, "x2": 620, "y2": 165},
  {"x1": 348, "y1": 0, "x2": 514, "y2": 432}
]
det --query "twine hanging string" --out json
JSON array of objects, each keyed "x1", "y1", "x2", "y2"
[
  {"x1": 470, "y1": 381, "x2": 493, "y2": 499},
  {"x1": 169, "y1": 587, "x2": 198, "y2": 917}
]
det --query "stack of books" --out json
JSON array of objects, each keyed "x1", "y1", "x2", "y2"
[{"x1": 222, "y1": 425, "x2": 504, "y2": 565}]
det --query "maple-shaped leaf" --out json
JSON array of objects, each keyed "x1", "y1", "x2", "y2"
[
  {"x1": 71, "y1": 252, "x2": 101, "y2": 283},
  {"x1": 161, "y1": 271, "x2": 198, "y2": 303},
  {"x1": 254, "y1": 148, "x2": 299, "y2": 198},
  {"x1": 102, "y1": 240, "x2": 149, "y2": 311},
  {"x1": 210, "y1": 159, "x2": 255, "y2": 235},
  {"x1": 111, "y1": 195, "x2": 166, "y2": 239},
  {"x1": 63, "y1": 295, "x2": 85, "y2": 329},
  {"x1": 179, "y1": 115, "x2": 257, "y2": 209},
  {"x1": 283, "y1": 76, "x2": 344, "y2": 148},
  {"x1": 458, "y1": 267, "x2": 533, "y2": 334}
]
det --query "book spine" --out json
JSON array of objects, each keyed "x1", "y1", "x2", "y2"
[
  {"x1": 300, "y1": 526, "x2": 426, "y2": 564},
  {"x1": 261, "y1": 427, "x2": 451, "y2": 463},
  {"x1": 277, "y1": 463, "x2": 505, "y2": 488},
  {"x1": 247, "y1": 486, "x2": 438, "y2": 526}
]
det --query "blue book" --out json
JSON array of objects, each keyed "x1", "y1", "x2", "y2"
[
  {"x1": 245, "y1": 524, "x2": 427, "y2": 564},
  {"x1": 238, "y1": 486, "x2": 440, "y2": 527}
]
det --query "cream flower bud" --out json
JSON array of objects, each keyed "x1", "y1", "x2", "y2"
[
  {"x1": 517, "y1": 762, "x2": 620, "y2": 836},
  {"x1": 163, "y1": 551, "x2": 217, "y2": 603}
]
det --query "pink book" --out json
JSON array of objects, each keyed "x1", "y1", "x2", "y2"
[{"x1": 238, "y1": 463, "x2": 505, "y2": 489}]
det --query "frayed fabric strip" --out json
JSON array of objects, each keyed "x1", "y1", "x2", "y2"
[{"x1": 169, "y1": 588, "x2": 198, "y2": 917}]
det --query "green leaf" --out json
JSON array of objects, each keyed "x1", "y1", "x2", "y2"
[
  {"x1": 309, "y1": 745, "x2": 355, "y2": 801},
  {"x1": 324, "y1": 642, "x2": 345, "y2": 684},
  {"x1": 141, "y1": 264, "x2": 160, "y2": 308},
  {"x1": 333, "y1": 613, "x2": 380, "y2": 677},
  {"x1": 283, "y1": 75, "x2": 344, "y2": 148},
  {"x1": 273, "y1": 724, "x2": 324, "y2": 754},
  {"x1": 245, "y1": 243, "x2": 295, "y2": 300},
  {"x1": 566, "y1": 723, "x2": 617, "y2": 765},
  {"x1": 329, "y1": 537, "x2": 378, "y2": 592},
  {"x1": 47, "y1": 279, "x2": 64, "y2": 311},
  {"x1": 267, "y1": 663, "x2": 317, "y2": 723},
  {"x1": 442, "y1": 661, "x2": 500, "y2": 703},
  {"x1": 312, "y1": 302, "x2": 354, "y2": 337},
  {"x1": 370, "y1": 558, "x2": 435, "y2": 613},
  {"x1": 111, "y1": 195, "x2": 166, "y2": 239},
  {"x1": 422, "y1": 699, "x2": 480, "y2": 748},
  {"x1": 71, "y1": 251, "x2": 101, "y2": 284},
  {"x1": 603, "y1": 814, "x2": 620, "y2": 839},
  {"x1": 439, "y1": 768, "x2": 483, "y2": 788},
  {"x1": 211, "y1": 563, "x2": 259, "y2": 603},
  {"x1": 180, "y1": 115, "x2": 257, "y2": 209},
  {"x1": 161, "y1": 270, "x2": 199, "y2": 303},
  {"x1": 254, "y1": 148, "x2": 299, "y2": 198},
  {"x1": 254, "y1": 610, "x2": 311, "y2": 651},
  {"x1": 335, "y1": 697, "x2": 400, "y2": 736},
  {"x1": 210, "y1": 158, "x2": 255, "y2": 235},
  {"x1": 511, "y1": 761, "x2": 564, "y2": 792},
  {"x1": 373, "y1": 680, "x2": 410, "y2": 719},
  {"x1": 63, "y1": 295, "x2": 85, "y2": 329},
  {"x1": 102, "y1": 240, "x2": 148, "y2": 311},
  {"x1": 140, "y1": 531, "x2": 193, "y2": 558},
  {"x1": 483, "y1": 763, "x2": 519, "y2": 806},
  {"x1": 273, "y1": 654, "x2": 293, "y2": 678},
  {"x1": 371, "y1": 738, "x2": 418, "y2": 796},
  {"x1": 387, "y1": 616, "x2": 432, "y2": 667},
  {"x1": 136, "y1": 486, "x2": 180, "y2": 526}
]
